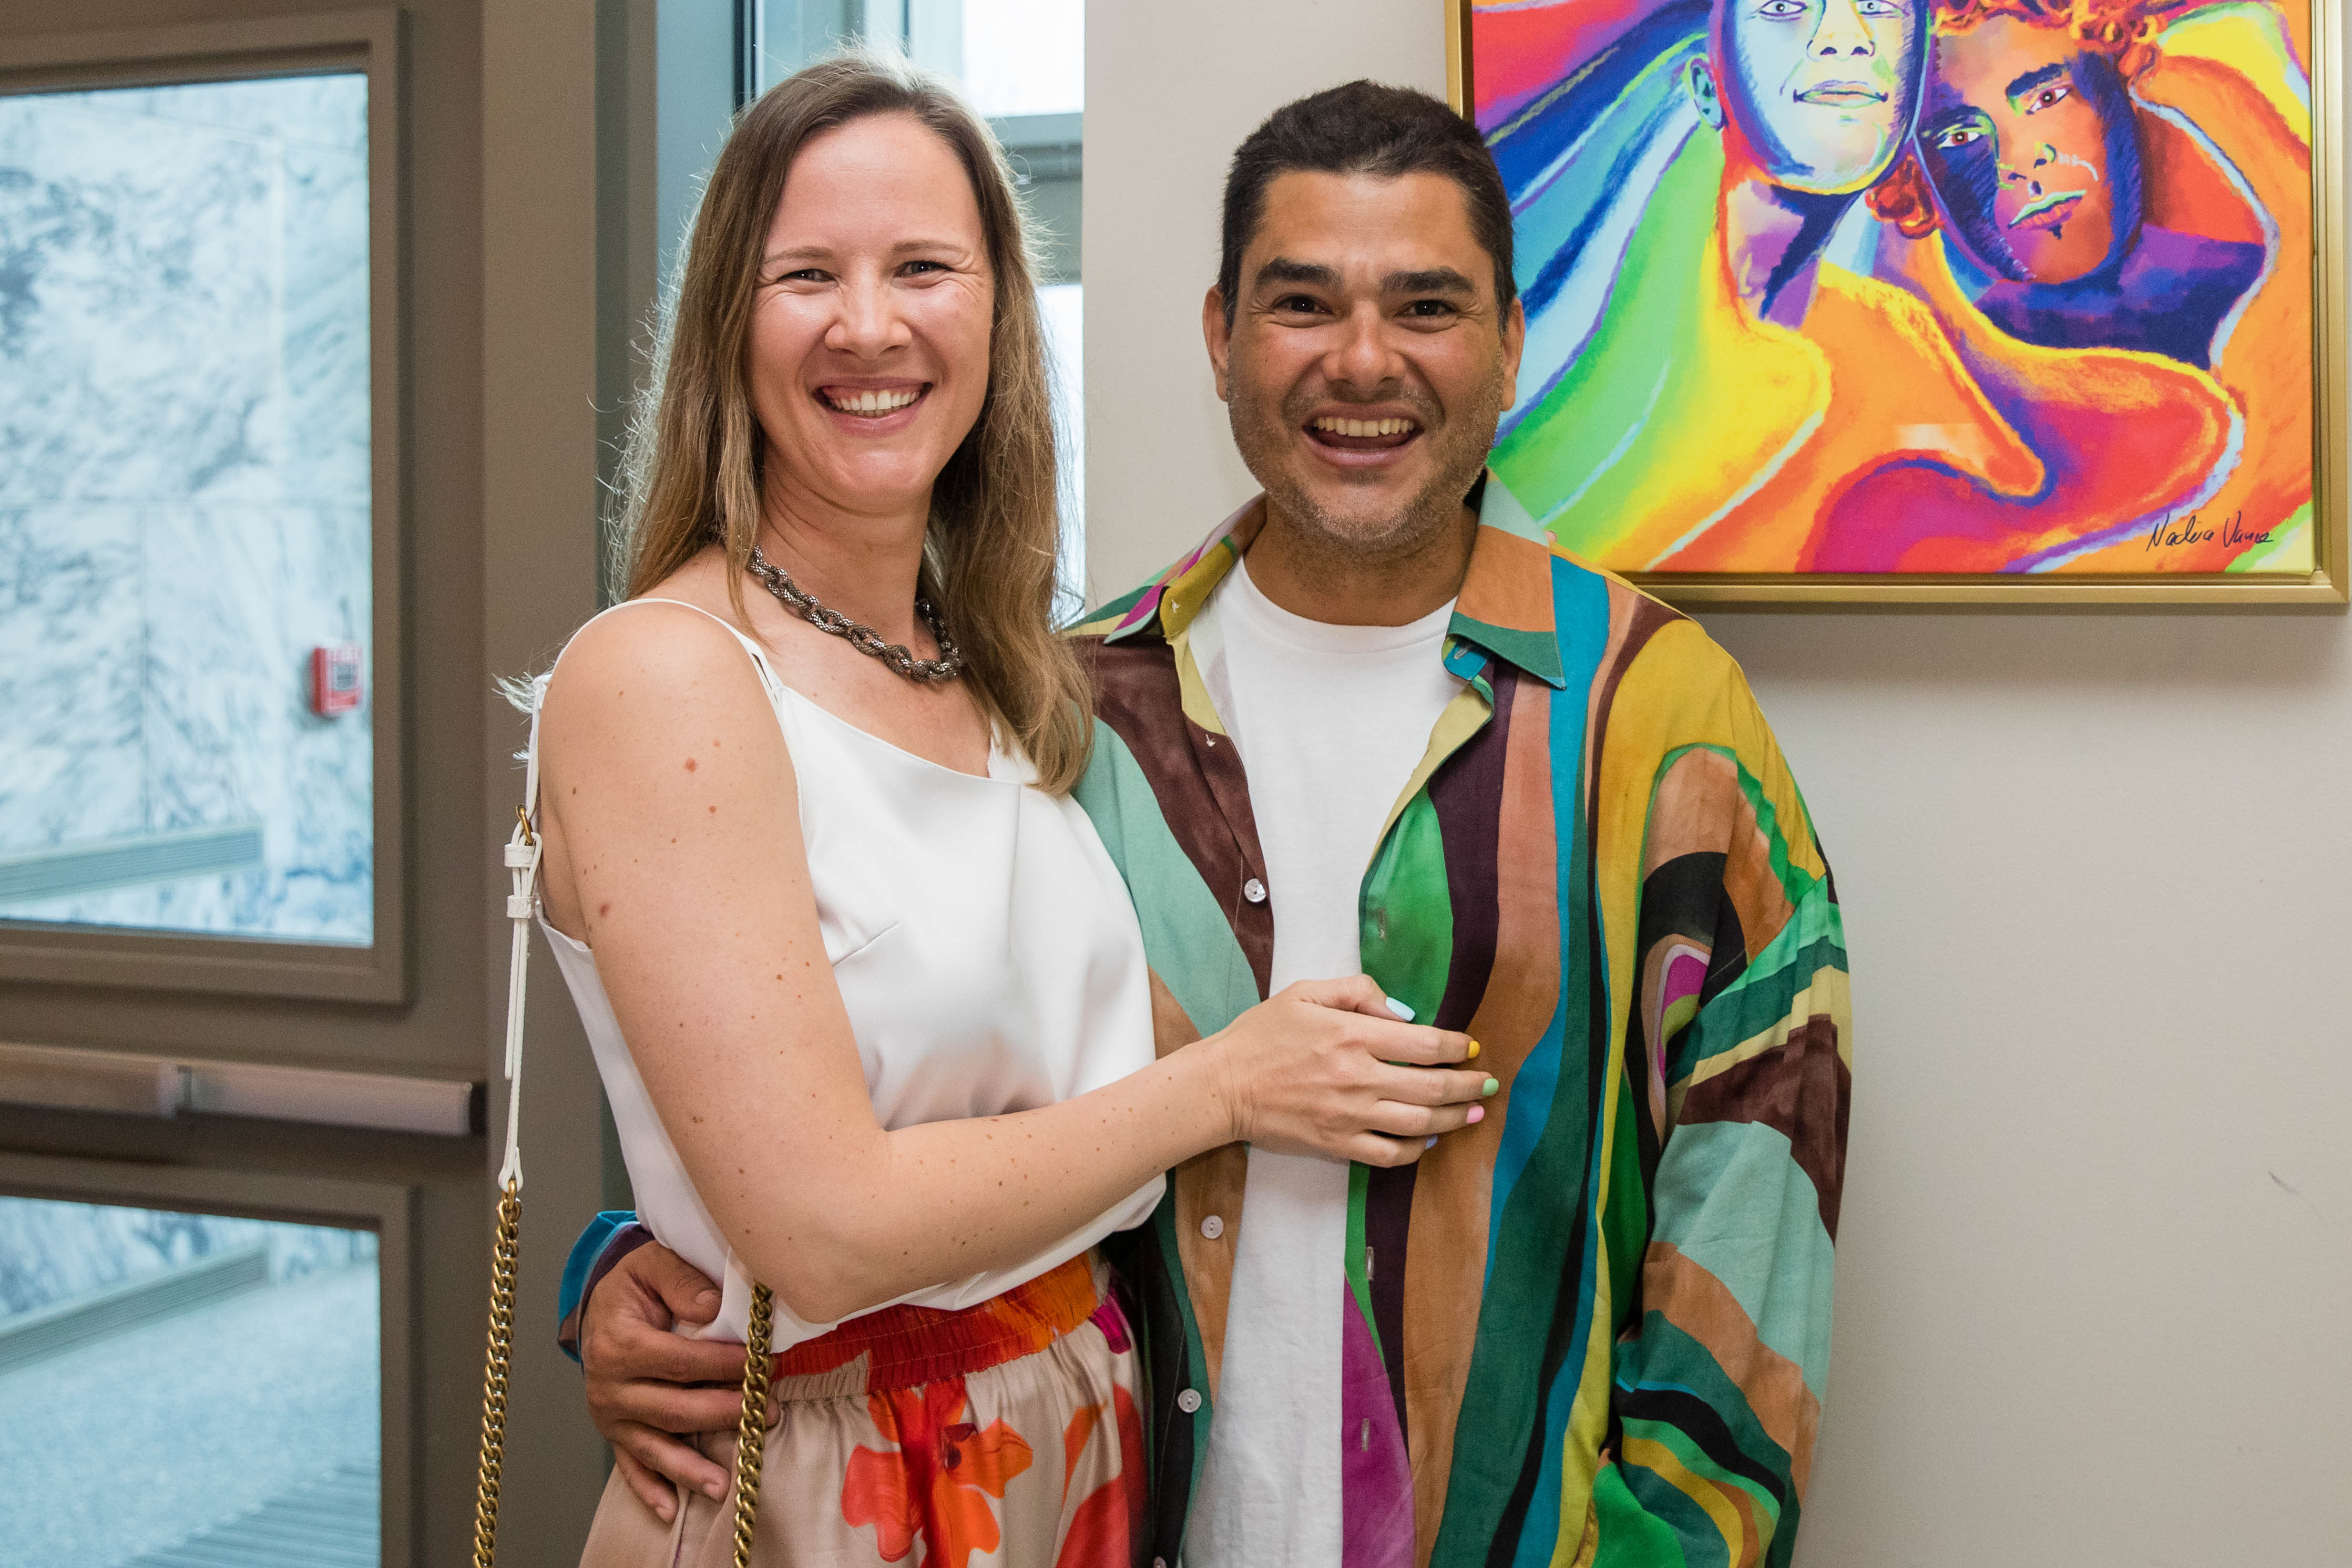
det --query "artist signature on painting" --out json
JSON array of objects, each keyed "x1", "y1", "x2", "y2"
[{"x1": 2143, "y1": 511, "x2": 2272, "y2": 551}]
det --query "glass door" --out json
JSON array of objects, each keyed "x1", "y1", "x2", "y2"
[{"x1": 0, "y1": 8, "x2": 567, "y2": 1564}]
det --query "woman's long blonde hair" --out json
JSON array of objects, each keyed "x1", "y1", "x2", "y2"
[{"x1": 613, "y1": 50, "x2": 1090, "y2": 791}]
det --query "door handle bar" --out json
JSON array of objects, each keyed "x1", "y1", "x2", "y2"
[{"x1": 0, "y1": 1041, "x2": 482, "y2": 1135}]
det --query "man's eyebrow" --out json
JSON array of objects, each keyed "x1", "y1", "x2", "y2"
[
  {"x1": 1920, "y1": 104, "x2": 1988, "y2": 137},
  {"x1": 1384, "y1": 266, "x2": 1476, "y2": 296},
  {"x1": 1254, "y1": 257, "x2": 1343, "y2": 290},
  {"x1": 2005, "y1": 62, "x2": 2069, "y2": 104}
]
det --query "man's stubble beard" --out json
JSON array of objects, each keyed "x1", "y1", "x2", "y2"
[{"x1": 1225, "y1": 352, "x2": 1511, "y2": 572}]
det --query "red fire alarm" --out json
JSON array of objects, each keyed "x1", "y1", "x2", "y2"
[{"x1": 311, "y1": 643, "x2": 364, "y2": 717}]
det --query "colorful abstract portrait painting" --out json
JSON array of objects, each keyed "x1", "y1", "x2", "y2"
[{"x1": 1455, "y1": 0, "x2": 2343, "y2": 600}]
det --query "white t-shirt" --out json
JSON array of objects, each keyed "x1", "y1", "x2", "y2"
[{"x1": 1184, "y1": 558, "x2": 1464, "y2": 1568}]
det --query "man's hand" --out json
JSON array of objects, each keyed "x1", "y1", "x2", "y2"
[{"x1": 581, "y1": 1240, "x2": 768, "y2": 1522}]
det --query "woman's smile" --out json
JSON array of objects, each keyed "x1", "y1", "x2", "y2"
[
  {"x1": 819, "y1": 383, "x2": 926, "y2": 415},
  {"x1": 815, "y1": 381, "x2": 933, "y2": 432}
]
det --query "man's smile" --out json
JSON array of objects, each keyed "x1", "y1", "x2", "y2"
[
  {"x1": 1793, "y1": 81, "x2": 1889, "y2": 106},
  {"x1": 1303, "y1": 408, "x2": 1425, "y2": 467},
  {"x1": 2008, "y1": 189, "x2": 2084, "y2": 231},
  {"x1": 1310, "y1": 413, "x2": 1419, "y2": 442}
]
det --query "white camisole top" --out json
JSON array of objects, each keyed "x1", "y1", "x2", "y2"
[{"x1": 529, "y1": 598, "x2": 1164, "y2": 1351}]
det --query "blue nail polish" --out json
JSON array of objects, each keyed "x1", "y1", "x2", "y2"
[{"x1": 1385, "y1": 997, "x2": 1415, "y2": 1021}]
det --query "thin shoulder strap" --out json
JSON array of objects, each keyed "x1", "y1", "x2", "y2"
[{"x1": 572, "y1": 595, "x2": 786, "y2": 699}]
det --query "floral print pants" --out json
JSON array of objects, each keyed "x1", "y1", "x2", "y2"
[{"x1": 579, "y1": 1253, "x2": 1146, "y2": 1568}]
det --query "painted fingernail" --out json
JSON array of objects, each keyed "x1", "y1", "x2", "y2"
[
  {"x1": 1425, "y1": 1135, "x2": 1439, "y2": 1149},
  {"x1": 1467, "y1": 1105, "x2": 1485, "y2": 1124},
  {"x1": 1384, "y1": 996, "x2": 1415, "y2": 1021},
  {"x1": 1466, "y1": 1039, "x2": 1480, "y2": 1060},
  {"x1": 1482, "y1": 1077, "x2": 1499, "y2": 1096}
]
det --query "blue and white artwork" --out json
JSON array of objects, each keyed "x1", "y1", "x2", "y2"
[{"x1": 0, "y1": 73, "x2": 374, "y2": 945}]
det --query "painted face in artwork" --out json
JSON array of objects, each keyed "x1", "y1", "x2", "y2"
[
  {"x1": 1704, "y1": 0, "x2": 1928, "y2": 193},
  {"x1": 1917, "y1": 15, "x2": 2137, "y2": 283}
]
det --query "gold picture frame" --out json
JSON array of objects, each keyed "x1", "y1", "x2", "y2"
[{"x1": 1448, "y1": 0, "x2": 2347, "y2": 605}]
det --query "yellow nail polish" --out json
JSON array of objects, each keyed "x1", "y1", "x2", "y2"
[
  {"x1": 1482, "y1": 1077, "x2": 1499, "y2": 1096},
  {"x1": 1466, "y1": 1039, "x2": 1480, "y2": 1060}
]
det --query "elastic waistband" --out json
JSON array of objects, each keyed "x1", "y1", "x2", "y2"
[{"x1": 774, "y1": 1252, "x2": 1119, "y2": 1397}]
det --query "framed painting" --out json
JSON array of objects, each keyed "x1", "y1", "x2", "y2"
[{"x1": 1446, "y1": 0, "x2": 2346, "y2": 603}]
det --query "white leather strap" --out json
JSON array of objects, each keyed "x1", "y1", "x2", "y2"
[{"x1": 496, "y1": 676, "x2": 550, "y2": 1191}]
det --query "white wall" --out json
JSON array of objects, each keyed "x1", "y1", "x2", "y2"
[
  {"x1": 1085, "y1": 1, "x2": 1447, "y2": 596},
  {"x1": 1086, "y1": 8, "x2": 2352, "y2": 1562}
]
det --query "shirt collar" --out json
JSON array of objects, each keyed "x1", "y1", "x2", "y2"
[{"x1": 1103, "y1": 477, "x2": 1568, "y2": 689}]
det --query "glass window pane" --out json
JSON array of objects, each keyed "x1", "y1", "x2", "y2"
[
  {"x1": 0, "y1": 74, "x2": 374, "y2": 946},
  {"x1": 0, "y1": 1196, "x2": 381, "y2": 1568},
  {"x1": 1039, "y1": 281, "x2": 1085, "y2": 615},
  {"x1": 958, "y1": 0, "x2": 1081, "y2": 118}
]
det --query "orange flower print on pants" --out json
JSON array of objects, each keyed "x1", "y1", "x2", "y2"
[
  {"x1": 841, "y1": 1375, "x2": 1034, "y2": 1567},
  {"x1": 1052, "y1": 1383, "x2": 1146, "y2": 1568}
]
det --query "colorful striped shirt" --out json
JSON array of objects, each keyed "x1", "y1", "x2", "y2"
[
  {"x1": 555, "y1": 478, "x2": 1851, "y2": 1567},
  {"x1": 1072, "y1": 483, "x2": 1849, "y2": 1568}
]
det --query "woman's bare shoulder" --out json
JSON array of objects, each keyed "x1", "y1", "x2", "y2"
[{"x1": 540, "y1": 587, "x2": 780, "y2": 760}]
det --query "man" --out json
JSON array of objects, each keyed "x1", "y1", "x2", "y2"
[
  {"x1": 562, "y1": 83, "x2": 1850, "y2": 1566},
  {"x1": 1859, "y1": 0, "x2": 2310, "y2": 571},
  {"x1": 1693, "y1": 0, "x2": 1930, "y2": 322},
  {"x1": 1889, "y1": 0, "x2": 2264, "y2": 365}
]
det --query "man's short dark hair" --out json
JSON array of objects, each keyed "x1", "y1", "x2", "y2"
[{"x1": 1219, "y1": 81, "x2": 1516, "y2": 326}]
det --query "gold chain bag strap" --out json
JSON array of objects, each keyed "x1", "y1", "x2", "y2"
[{"x1": 472, "y1": 681, "x2": 775, "y2": 1568}]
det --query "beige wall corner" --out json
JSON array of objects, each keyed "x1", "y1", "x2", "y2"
[
  {"x1": 482, "y1": 0, "x2": 613, "y2": 1557},
  {"x1": 1081, "y1": 3, "x2": 1447, "y2": 600}
]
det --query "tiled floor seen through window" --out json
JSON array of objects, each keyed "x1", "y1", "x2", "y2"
[{"x1": 0, "y1": 1196, "x2": 380, "y2": 1568}]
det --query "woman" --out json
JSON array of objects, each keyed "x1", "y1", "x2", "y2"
[{"x1": 527, "y1": 53, "x2": 1491, "y2": 1567}]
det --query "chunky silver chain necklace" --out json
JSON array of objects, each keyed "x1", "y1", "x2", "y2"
[{"x1": 743, "y1": 541, "x2": 965, "y2": 684}]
